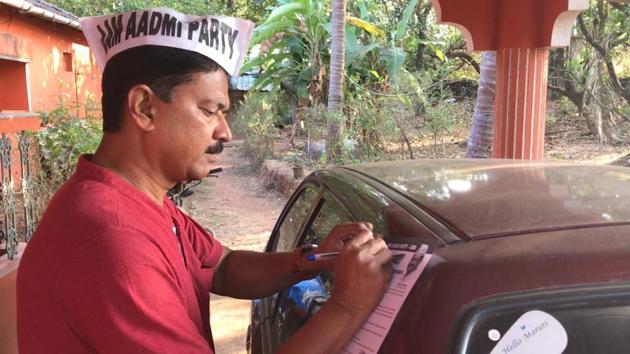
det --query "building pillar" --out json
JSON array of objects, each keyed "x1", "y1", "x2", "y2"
[
  {"x1": 494, "y1": 48, "x2": 549, "y2": 159},
  {"x1": 430, "y1": 0, "x2": 588, "y2": 160}
]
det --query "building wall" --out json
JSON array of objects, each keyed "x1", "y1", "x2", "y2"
[
  {"x1": 0, "y1": 4, "x2": 102, "y2": 191},
  {"x1": 0, "y1": 4, "x2": 101, "y2": 116}
]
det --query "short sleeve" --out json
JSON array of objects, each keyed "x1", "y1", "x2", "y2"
[{"x1": 54, "y1": 228, "x2": 213, "y2": 353}]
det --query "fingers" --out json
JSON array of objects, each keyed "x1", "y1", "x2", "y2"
[
  {"x1": 372, "y1": 245, "x2": 392, "y2": 266},
  {"x1": 360, "y1": 238, "x2": 392, "y2": 269},
  {"x1": 329, "y1": 222, "x2": 373, "y2": 239},
  {"x1": 339, "y1": 235, "x2": 390, "y2": 272},
  {"x1": 361, "y1": 222, "x2": 373, "y2": 231},
  {"x1": 364, "y1": 237, "x2": 388, "y2": 256},
  {"x1": 342, "y1": 227, "x2": 373, "y2": 249},
  {"x1": 321, "y1": 222, "x2": 374, "y2": 251},
  {"x1": 343, "y1": 231, "x2": 386, "y2": 254},
  {"x1": 329, "y1": 229, "x2": 392, "y2": 315}
]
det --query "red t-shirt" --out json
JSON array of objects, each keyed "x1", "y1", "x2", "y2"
[{"x1": 17, "y1": 156, "x2": 224, "y2": 353}]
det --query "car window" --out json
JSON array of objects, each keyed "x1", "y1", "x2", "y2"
[
  {"x1": 273, "y1": 194, "x2": 352, "y2": 345},
  {"x1": 320, "y1": 171, "x2": 442, "y2": 247},
  {"x1": 274, "y1": 187, "x2": 319, "y2": 252},
  {"x1": 302, "y1": 195, "x2": 353, "y2": 246},
  {"x1": 451, "y1": 284, "x2": 630, "y2": 354}
]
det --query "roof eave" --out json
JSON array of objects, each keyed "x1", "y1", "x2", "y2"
[{"x1": 0, "y1": 0, "x2": 80, "y2": 29}]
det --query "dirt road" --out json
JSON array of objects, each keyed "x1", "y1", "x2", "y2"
[{"x1": 186, "y1": 140, "x2": 286, "y2": 354}]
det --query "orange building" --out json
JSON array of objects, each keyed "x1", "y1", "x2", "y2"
[
  {"x1": 0, "y1": 0, "x2": 101, "y2": 192},
  {"x1": 0, "y1": 0, "x2": 101, "y2": 116}
]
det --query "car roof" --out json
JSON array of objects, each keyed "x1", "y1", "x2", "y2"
[{"x1": 337, "y1": 159, "x2": 630, "y2": 240}]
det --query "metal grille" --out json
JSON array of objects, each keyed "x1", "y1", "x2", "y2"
[
  {"x1": 19, "y1": 132, "x2": 35, "y2": 242},
  {"x1": 1, "y1": 133, "x2": 18, "y2": 259},
  {"x1": 0, "y1": 132, "x2": 37, "y2": 259}
]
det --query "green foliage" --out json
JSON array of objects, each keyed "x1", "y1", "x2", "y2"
[
  {"x1": 613, "y1": 47, "x2": 630, "y2": 78},
  {"x1": 48, "y1": 0, "x2": 275, "y2": 23},
  {"x1": 36, "y1": 92, "x2": 102, "y2": 183},
  {"x1": 394, "y1": 0, "x2": 418, "y2": 41},
  {"x1": 36, "y1": 117, "x2": 102, "y2": 183},
  {"x1": 427, "y1": 101, "x2": 456, "y2": 138},
  {"x1": 233, "y1": 92, "x2": 279, "y2": 167},
  {"x1": 343, "y1": 3, "x2": 416, "y2": 87},
  {"x1": 30, "y1": 102, "x2": 102, "y2": 220},
  {"x1": 244, "y1": 0, "x2": 329, "y2": 102}
]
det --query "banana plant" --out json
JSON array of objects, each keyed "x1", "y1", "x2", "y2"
[
  {"x1": 344, "y1": 0, "x2": 419, "y2": 87},
  {"x1": 244, "y1": 0, "x2": 420, "y2": 97},
  {"x1": 241, "y1": 0, "x2": 327, "y2": 102}
]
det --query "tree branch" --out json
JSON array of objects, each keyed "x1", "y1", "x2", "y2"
[
  {"x1": 550, "y1": 66, "x2": 629, "y2": 123},
  {"x1": 378, "y1": 0, "x2": 395, "y2": 33},
  {"x1": 577, "y1": 15, "x2": 607, "y2": 58},
  {"x1": 577, "y1": 14, "x2": 630, "y2": 105},
  {"x1": 608, "y1": 2, "x2": 627, "y2": 12},
  {"x1": 447, "y1": 51, "x2": 480, "y2": 73},
  {"x1": 547, "y1": 82, "x2": 583, "y2": 110}
]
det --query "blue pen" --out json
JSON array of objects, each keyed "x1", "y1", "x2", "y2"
[{"x1": 307, "y1": 252, "x2": 340, "y2": 261}]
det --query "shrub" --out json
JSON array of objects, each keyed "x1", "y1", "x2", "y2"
[
  {"x1": 234, "y1": 92, "x2": 277, "y2": 167},
  {"x1": 36, "y1": 117, "x2": 102, "y2": 180},
  {"x1": 426, "y1": 99, "x2": 457, "y2": 157},
  {"x1": 31, "y1": 111, "x2": 102, "y2": 217}
]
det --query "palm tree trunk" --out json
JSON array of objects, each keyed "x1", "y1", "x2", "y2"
[
  {"x1": 466, "y1": 51, "x2": 496, "y2": 158},
  {"x1": 326, "y1": 0, "x2": 346, "y2": 154}
]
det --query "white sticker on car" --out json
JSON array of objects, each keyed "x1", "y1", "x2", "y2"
[
  {"x1": 489, "y1": 310, "x2": 567, "y2": 354},
  {"x1": 488, "y1": 329, "x2": 501, "y2": 342}
]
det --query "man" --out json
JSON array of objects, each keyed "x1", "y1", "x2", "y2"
[{"x1": 17, "y1": 8, "x2": 392, "y2": 354}]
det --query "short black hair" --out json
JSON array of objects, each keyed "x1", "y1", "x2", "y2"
[{"x1": 101, "y1": 45, "x2": 224, "y2": 132}]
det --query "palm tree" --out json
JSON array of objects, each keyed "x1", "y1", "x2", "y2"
[
  {"x1": 326, "y1": 0, "x2": 346, "y2": 154},
  {"x1": 466, "y1": 51, "x2": 496, "y2": 158}
]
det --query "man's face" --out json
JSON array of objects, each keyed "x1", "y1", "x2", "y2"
[{"x1": 151, "y1": 70, "x2": 232, "y2": 183}]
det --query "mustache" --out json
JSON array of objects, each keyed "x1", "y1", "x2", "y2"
[{"x1": 205, "y1": 141, "x2": 224, "y2": 154}]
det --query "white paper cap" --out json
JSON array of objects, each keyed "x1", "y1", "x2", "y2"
[{"x1": 80, "y1": 8, "x2": 254, "y2": 76}]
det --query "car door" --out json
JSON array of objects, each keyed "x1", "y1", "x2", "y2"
[
  {"x1": 250, "y1": 172, "x2": 446, "y2": 353},
  {"x1": 264, "y1": 188, "x2": 445, "y2": 354},
  {"x1": 264, "y1": 190, "x2": 354, "y2": 353},
  {"x1": 248, "y1": 185, "x2": 321, "y2": 354}
]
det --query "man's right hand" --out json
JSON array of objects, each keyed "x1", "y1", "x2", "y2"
[
  {"x1": 274, "y1": 224, "x2": 393, "y2": 354},
  {"x1": 329, "y1": 224, "x2": 392, "y2": 317}
]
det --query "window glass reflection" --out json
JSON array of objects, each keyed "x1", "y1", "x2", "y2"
[
  {"x1": 275, "y1": 196, "x2": 352, "y2": 343},
  {"x1": 275, "y1": 188, "x2": 319, "y2": 252}
]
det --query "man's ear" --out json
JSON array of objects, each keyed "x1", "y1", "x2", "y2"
[{"x1": 127, "y1": 84, "x2": 157, "y2": 132}]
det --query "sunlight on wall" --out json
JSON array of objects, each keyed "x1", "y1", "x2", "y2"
[
  {"x1": 73, "y1": 43, "x2": 90, "y2": 101},
  {"x1": 52, "y1": 47, "x2": 60, "y2": 74},
  {"x1": 72, "y1": 43, "x2": 91, "y2": 66}
]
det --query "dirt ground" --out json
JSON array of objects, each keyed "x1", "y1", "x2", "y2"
[
  {"x1": 413, "y1": 111, "x2": 630, "y2": 165},
  {"x1": 268, "y1": 105, "x2": 630, "y2": 169},
  {"x1": 186, "y1": 140, "x2": 286, "y2": 354}
]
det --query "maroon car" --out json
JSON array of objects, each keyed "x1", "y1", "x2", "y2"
[{"x1": 247, "y1": 160, "x2": 630, "y2": 354}]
